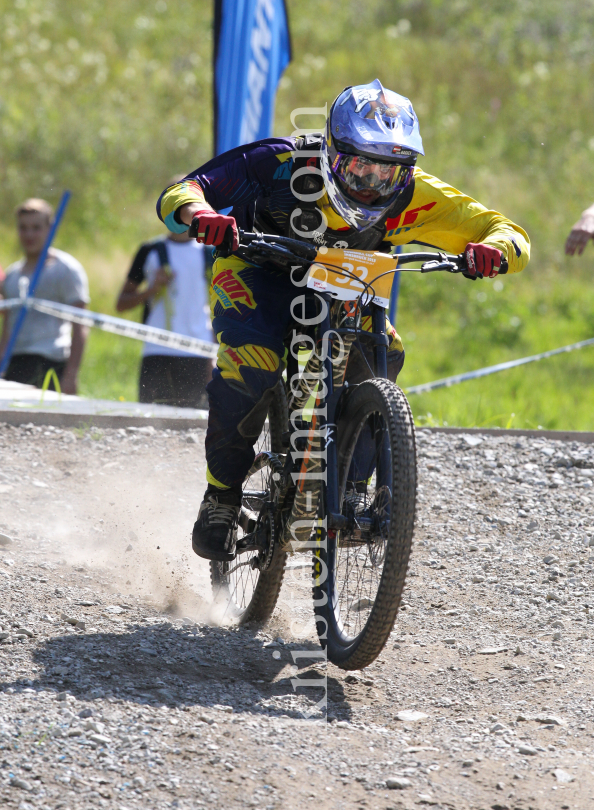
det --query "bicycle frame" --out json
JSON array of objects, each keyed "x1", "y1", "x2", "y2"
[
  {"x1": 226, "y1": 230, "x2": 481, "y2": 555},
  {"x1": 280, "y1": 292, "x2": 388, "y2": 550}
]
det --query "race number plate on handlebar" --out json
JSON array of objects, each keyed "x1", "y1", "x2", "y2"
[{"x1": 307, "y1": 247, "x2": 397, "y2": 308}]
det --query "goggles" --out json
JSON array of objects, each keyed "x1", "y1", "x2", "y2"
[{"x1": 331, "y1": 152, "x2": 415, "y2": 201}]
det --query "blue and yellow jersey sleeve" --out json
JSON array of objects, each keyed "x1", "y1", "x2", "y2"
[
  {"x1": 383, "y1": 168, "x2": 530, "y2": 274},
  {"x1": 157, "y1": 138, "x2": 298, "y2": 234},
  {"x1": 157, "y1": 146, "x2": 529, "y2": 274}
]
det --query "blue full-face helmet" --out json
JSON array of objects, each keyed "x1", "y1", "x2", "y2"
[{"x1": 320, "y1": 79, "x2": 424, "y2": 231}]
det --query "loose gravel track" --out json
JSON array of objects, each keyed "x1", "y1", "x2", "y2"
[{"x1": 1, "y1": 421, "x2": 594, "y2": 810}]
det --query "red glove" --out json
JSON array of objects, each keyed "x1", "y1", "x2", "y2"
[
  {"x1": 189, "y1": 210, "x2": 239, "y2": 251},
  {"x1": 464, "y1": 243, "x2": 502, "y2": 279}
]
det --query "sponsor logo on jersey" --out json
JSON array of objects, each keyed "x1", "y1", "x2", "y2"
[
  {"x1": 212, "y1": 267, "x2": 256, "y2": 310},
  {"x1": 511, "y1": 237, "x2": 522, "y2": 257},
  {"x1": 386, "y1": 201, "x2": 437, "y2": 236}
]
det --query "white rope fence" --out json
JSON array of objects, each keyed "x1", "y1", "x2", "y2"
[
  {"x1": 405, "y1": 336, "x2": 594, "y2": 395},
  {"x1": 0, "y1": 297, "x2": 218, "y2": 359},
  {"x1": 2, "y1": 297, "x2": 593, "y2": 389}
]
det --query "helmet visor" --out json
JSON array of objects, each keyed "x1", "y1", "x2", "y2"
[{"x1": 331, "y1": 152, "x2": 414, "y2": 205}]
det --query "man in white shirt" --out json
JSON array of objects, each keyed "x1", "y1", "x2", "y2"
[
  {"x1": 116, "y1": 224, "x2": 213, "y2": 409},
  {"x1": 0, "y1": 198, "x2": 89, "y2": 394}
]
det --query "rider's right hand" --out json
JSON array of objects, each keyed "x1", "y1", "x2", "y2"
[{"x1": 189, "y1": 210, "x2": 239, "y2": 251}]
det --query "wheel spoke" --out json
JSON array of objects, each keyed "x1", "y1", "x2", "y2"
[{"x1": 332, "y1": 410, "x2": 393, "y2": 641}]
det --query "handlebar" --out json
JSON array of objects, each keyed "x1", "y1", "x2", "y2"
[{"x1": 217, "y1": 228, "x2": 508, "y2": 278}]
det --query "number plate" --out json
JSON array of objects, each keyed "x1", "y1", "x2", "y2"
[{"x1": 307, "y1": 247, "x2": 398, "y2": 308}]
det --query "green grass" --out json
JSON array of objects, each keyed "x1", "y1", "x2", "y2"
[
  {"x1": 3, "y1": 0, "x2": 594, "y2": 426},
  {"x1": 78, "y1": 328, "x2": 142, "y2": 402},
  {"x1": 397, "y1": 266, "x2": 594, "y2": 430}
]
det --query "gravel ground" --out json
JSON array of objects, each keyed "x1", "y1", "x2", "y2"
[{"x1": 1, "y1": 420, "x2": 594, "y2": 810}]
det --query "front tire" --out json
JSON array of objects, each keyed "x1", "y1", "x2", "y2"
[{"x1": 313, "y1": 379, "x2": 416, "y2": 669}]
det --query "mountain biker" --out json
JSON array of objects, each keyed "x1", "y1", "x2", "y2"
[{"x1": 156, "y1": 79, "x2": 530, "y2": 563}]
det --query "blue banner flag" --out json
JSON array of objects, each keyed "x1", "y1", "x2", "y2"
[{"x1": 213, "y1": 0, "x2": 292, "y2": 155}]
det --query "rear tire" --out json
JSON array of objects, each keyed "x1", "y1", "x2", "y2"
[
  {"x1": 210, "y1": 381, "x2": 289, "y2": 625},
  {"x1": 313, "y1": 379, "x2": 416, "y2": 669}
]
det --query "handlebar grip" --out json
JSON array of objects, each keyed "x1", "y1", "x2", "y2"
[
  {"x1": 187, "y1": 217, "x2": 200, "y2": 240},
  {"x1": 216, "y1": 225, "x2": 236, "y2": 259},
  {"x1": 459, "y1": 253, "x2": 509, "y2": 279}
]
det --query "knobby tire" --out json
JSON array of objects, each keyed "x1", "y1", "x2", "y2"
[{"x1": 313, "y1": 379, "x2": 417, "y2": 669}]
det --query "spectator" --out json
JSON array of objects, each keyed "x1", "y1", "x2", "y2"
[
  {"x1": 565, "y1": 203, "x2": 594, "y2": 255},
  {"x1": 116, "y1": 197, "x2": 214, "y2": 409},
  {"x1": 0, "y1": 198, "x2": 89, "y2": 394}
]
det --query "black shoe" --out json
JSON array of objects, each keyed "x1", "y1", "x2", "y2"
[{"x1": 192, "y1": 487, "x2": 241, "y2": 562}]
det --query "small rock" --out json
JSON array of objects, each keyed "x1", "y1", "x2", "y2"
[
  {"x1": 104, "y1": 605, "x2": 125, "y2": 614},
  {"x1": 61, "y1": 613, "x2": 78, "y2": 626},
  {"x1": 478, "y1": 647, "x2": 508, "y2": 655},
  {"x1": 461, "y1": 434, "x2": 483, "y2": 447},
  {"x1": 396, "y1": 710, "x2": 428, "y2": 723},
  {"x1": 133, "y1": 776, "x2": 146, "y2": 789},
  {"x1": 344, "y1": 674, "x2": 361, "y2": 684},
  {"x1": 472, "y1": 575, "x2": 485, "y2": 583},
  {"x1": 526, "y1": 521, "x2": 539, "y2": 532},
  {"x1": 186, "y1": 433, "x2": 200, "y2": 443},
  {"x1": 535, "y1": 715, "x2": 565, "y2": 726},
  {"x1": 490, "y1": 722, "x2": 507, "y2": 733},
  {"x1": 351, "y1": 597, "x2": 373, "y2": 611},
  {"x1": 56, "y1": 691, "x2": 69, "y2": 701},
  {"x1": 10, "y1": 777, "x2": 32, "y2": 791},
  {"x1": 0, "y1": 533, "x2": 13, "y2": 546},
  {"x1": 553, "y1": 768, "x2": 574, "y2": 784},
  {"x1": 543, "y1": 555, "x2": 559, "y2": 565},
  {"x1": 78, "y1": 708, "x2": 93, "y2": 719},
  {"x1": 443, "y1": 638, "x2": 456, "y2": 645},
  {"x1": 17, "y1": 627, "x2": 35, "y2": 638},
  {"x1": 75, "y1": 621, "x2": 86, "y2": 631},
  {"x1": 386, "y1": 776, "x2": 411, "y2": 789},
  {"x1": 89, "y1": 733, "x2": 111, "y2": 745},
  {"x1": 552, "y1": 632, "x2": 562, "y2": 642},
  {"x1": 496, "y1": 782, "x2": 505, "y2": 790},
  {"x1": 125, "y1": 544, "x2": 133, "y2": 552},
  {"x1": 85, "y1": 720, "x2": 105, "y2": 734},
  {"x1": 517, "y1": 744, "x2": 538, "y2": 756}
]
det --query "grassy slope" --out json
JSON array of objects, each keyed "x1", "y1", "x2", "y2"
[{"x1": 2, "y1": 0, "x2": 594, "y2": 426}]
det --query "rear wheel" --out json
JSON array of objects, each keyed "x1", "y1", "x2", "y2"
[
  {"x1": 313, "y1": 379, "x2": 416, "y2": 669},
  {"x1": 210, "y1": 382, "x2": 288, "y2": 625}
]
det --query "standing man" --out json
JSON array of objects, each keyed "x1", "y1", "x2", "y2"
[
  {"x1": 565, "y1": 203, "x2": 594, "y2": 255},
  {"x1": 116, "y1": 189, "x2": 214, "y2": 409},
  {"x1": 0, "y1": 199, "x2": 89, "y2": 394}
]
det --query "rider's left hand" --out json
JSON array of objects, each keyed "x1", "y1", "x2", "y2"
[{"x1": 464, "y1": 243, "x2": 502, "y2": 279}]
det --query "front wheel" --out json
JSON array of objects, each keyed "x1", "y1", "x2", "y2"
[{"x1": 313, "y1": 379, "x2": 416, "y2": 669}]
